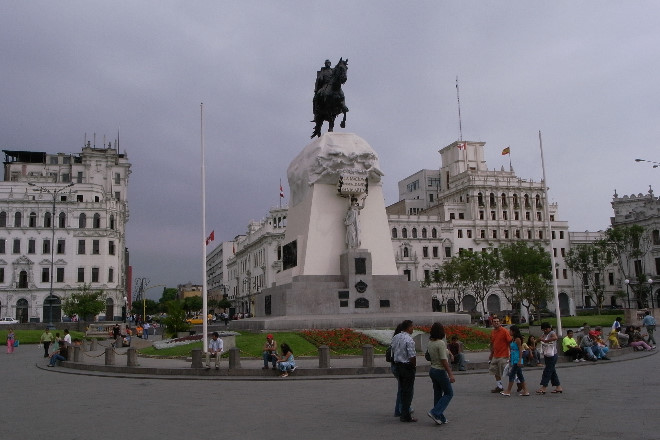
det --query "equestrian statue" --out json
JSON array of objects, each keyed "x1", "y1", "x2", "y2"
[{"x1": 311, "y1": 58, "x2": 349, "y2": 138}]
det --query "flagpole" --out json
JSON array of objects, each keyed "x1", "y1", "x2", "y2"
[
  {"x1": 201, "y1": 103, "x2": 208, "y2": 352},
  {"x1": 539, "y1": 130, "x2": 562, "y2": 337},
  {"x1": 508, "y1": 145, "x2": 512, "y2": 171},
  {"x1": 279, "y1": 178, "x2": 282, "y2": 209}
]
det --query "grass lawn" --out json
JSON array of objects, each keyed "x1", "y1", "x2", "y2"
[
  {"x1": 0, "y1": 329, "x2": 87, "y2": 344},
  {"x1": 545, "y1": 315, "x2": 620, "y2": 329}
]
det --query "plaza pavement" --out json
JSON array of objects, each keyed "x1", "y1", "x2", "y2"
[{"x1": 3, "y1": 338, "x2": 658, "y2": 440}]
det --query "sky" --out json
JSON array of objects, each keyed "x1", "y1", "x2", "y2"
[{"x1": 1, "y1": 1, "x2": 659, "y2": 297}]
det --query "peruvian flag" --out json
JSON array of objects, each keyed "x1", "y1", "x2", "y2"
[
  {"x1": 205, "y1": 230, "x2": 215, "y2": 246},
  {"x1": 457, "y1": 142, "x2": 467, "y2": 150},
  {"x1": 280, "y1": 183, "x2": 284, "y2": 198}
]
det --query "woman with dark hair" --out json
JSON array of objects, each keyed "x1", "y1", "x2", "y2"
[
  {"x1": 536, "y1": 322, "x2": 563, "y2": 394},
  {"x1": 500, "y1": 325, "x2": 529, "y2": 396},
  {"x1": 427, "y1": 322, "x2": 454, "y2": 425},
  {"x1": 275, "y1": 343, "x2": 295, "y2": 377},
  {"x1": 522, "y1": 335, "x2": 542, "y2": 367}
]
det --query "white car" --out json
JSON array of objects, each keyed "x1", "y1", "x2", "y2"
[{"x1": 0, "y1": 317, "x2": 19, "y2": 325}]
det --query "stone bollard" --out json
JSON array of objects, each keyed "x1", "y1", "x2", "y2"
[
  {"x1": 73, "y1": 346, "x2": 81, "y2": 362},
  {"x1": 90, "y1": 339, "x2": 98, "y2": 351},
  {"x1": 362, "y1": 344, "x2": 374, "y2": 368},
  {"x1": 228, "y1": 347, "x2": 241, "y2": 369},
  {"x1": 318, "y1": 345, "x2": 330, "y2": 368},
  {"x1": 105, "y1": 347, "x2": 115, "y2": 365},
  {"x1": 115, "y1": 336, "x2": 123, "y2": 348},
  {"x1": 127, "y1": 348, "x2": 138, "y2": 367},
  {"x1": 191, "y1": 349, "x2": 203, "y2": 368},
  {"x1": 66, "y1": 345, "x2": 74, "y2": 361}
]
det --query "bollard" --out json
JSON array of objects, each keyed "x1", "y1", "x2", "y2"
[
  {"x1": 105, "y1": 347, "x2": 115, "y2": 365},
  {"x1": 318, "y1": 345, "x2": 330, "y2": 368},
  {"x1": 73, "y1": 346, "x2": 81, "y2": 362},
  {"x1": 127, "y1": 348, "x2": 138, "y2": 367},
  {"x1": 66, "y1": 345, "x2": 74, "y2": 361},
  {"x1": 90, "y1": 339, "x2": 98, "y2": 351},
  {"x1": 362, "y1": 344, "x2": 374, "y2": 368},
  {"x1": 115, "y1": 336, "x2": 122, "y2": 349},
  {"x1": 228, "y1": 347, "x2": 241, "y2": 369},
  {"x1": 191, "y1": 349, "x2": 203, "y2": 368}
]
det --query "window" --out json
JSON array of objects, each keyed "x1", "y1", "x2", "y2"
[
  {"x1": 429, "y1": 194, "x2": 434, "y2": 203},
  {"x1": 514, "y1": 211, "x2": 520, "y2": 221},
  {"x1": 108, "y1": 267, "x2": 114, "y2": 283},
  {"x1": 539, "y1": 231, "x2": 543, "y2": 239},
  {"x1": 501, "y1": 193, "x2": 508, "y2": 207},
  {"x1": 391, "y1": 228, "x2": 398, "y2": 239},
  {"x1": 77, "y1": 195, "x2": 83, "y2": 202},
  {"x1": 537, "y1": 212, "x2": 542, "y2": 221},
  {"x1": 57, "y1": 239, "x2": 65, "y2": 254},
  {"x1": 524, "y1": 194, "x2": 531, "y2": 208},
  {"x1": 563, "y1": 269, "x2": 568, "y2": 279},
  {"x1": 12, "y1": 239, "x2": 20, "y2": 254},
  {"x1": 91, "y1": 267, "x2": 99, "y2": 283},
  {"x1": 504, "y1": 230, "x2": 509, "y2": 239},
  {"x1": 561, "y1": 248, "x2": 566, "y2": 257},
  {"x1": 406, "y1": 180, "x2": 419, "y2": 192},
  {"x1": 110, "y1": 215, "x2": 115, "y2": 230},
  {"x1": 527, "y1": 230, "x2": 532, "y2": 239},
  {"x1": 28, "y1": 239, "x2": 35, "y2": 254},
  {"x1": 491, "y1": 211, "x2": 496, "y2": 220},
  {"x1": 553, "y1": 248, "x2": 557, "y2": 257},
  {"x1": 43, "y1": 239, "x2": 50, "y2": 254},
  {"x1": 608, "y1": 272, "x2": 614, "y2": 285},
  {"x1": 0, "y1": 239, "x2": 5, "y2": 254},
  {"x1": 444, "y1": 247, "x2": 451, "y2": 258},
  {"x1": 433, "y1": 246, "x2": 439, "y2": 258},
  {"x1": 653, "y1": 230, "x2": 660, "y2": 245},
  {"x1": 432, "y1": 228, "x2": 437, "y2": 239},
  {"x1": 61, "y1": 173, "x2": 70, "y2": 183},
  {"x1": 515, "y1": 229, "x2": 521, "y2": 239},
  {"x1": 77, "y1": 268, "x2": 85, "y2": 283},
  {"x1": 412, "y1": 228, "x2": 417, "y2": 238},
  {"x1": 109, "y1": 240, "x2": 115, "y2": 255},
  {"x1": 42, "y1": 267, "x2": 49, "y2": 283},
  {"x1": 403, "y1": 269, "x2": 411, "y2": 281},
  {"x1": 478, "y1": 193, "x2": 484, "y2": 206},
  {"x1": 403, "y1": 247, "x2": 409, "y2": 258},
  {"x1": 14, "y1": 212, "x2": 21, "y2": 227},
  {"x1": 449, "y1": 213, "x2": 455, "y2": 220},
  {"x1": 44, "y1": 212, "x2": 51, "y2": 228},
  {"x1": 656, "y1": 257, "x2": 660, "y2": 275},
  {"x1": 0, "y1": 212, "x2": 5, "y2": 227},
  {"x1": 458, "y1": 230, "x2": 463, "y2": 238},
  {"x1": 424, "y1": 270, "x2": 430, "y2": 282},
  {"x1": 480, "y1": 230, "x2": 486, "y2": 239},
  {"x1": 92, "y1": 240, "x2": 100, "y2": 255},
  {"x1": 78, "y1": 240, "x2": 86, "y2": 254},
  {"x1": 77, "y1": 172, "x2": 83, "y2": 183},
  {"x1": 115, "y1": 172, "x2": 121, "y2": 185},
  {"x1": 114, "y1": 192, "x2": 121, "y2": 201},
  {"x1": 458, "y1": 213, "x2": 465, "y2": 219},
  {"x1": 57, "y1": 267, "x2": 64, "y2": 283},
  {"x1": 490, "y1": 193, "x2": 496, "y2": 207},
  {"x1": 402, "y1": 228, "x2": 408, "y2": 238},
  {"x1": 492, "y1": 230, "x2": 497, "y2": 239},
  {"x1": 479, "y1": 211, "x2": 485, "y2": 220},
  {"x1": 560, "y1": 231, "x2": 564, "y2": 239},
  {"x1": 550, "y1": 215, "x2": 555, "y2": 221},
  {"x1": 0, "y1": 268, "x2": 4, "y2": 283},
  {"x1": 423, "y1": 246, "x2": 429, "y2": 258},
  {"x1": 467, "y1": 230, "x2": 472, "y2": 238},
  {"x1": 525, "y1": 212, "x2": 531, "y2": 220},
  {"x1": 421, "y1": 228, "x2": 427, "y2": 238},
  {"x1": 79, "y1": 213, "x2": 87, "y2": 228},
  {"x1": 58, "y1": 212, "x2": 66, "y2": 228},
  {"x1": 29, "y1": 212, "x2": 37, "y2": 227},
  {"x1": 552, "y1": 231, "x2": 556, "y2": 239},
  {"x1": 93, "y1": 213, "x2": 101, "y2": 228},
  {"x1": 502, "y1": 211, "x2": 508, "y2": 220}
]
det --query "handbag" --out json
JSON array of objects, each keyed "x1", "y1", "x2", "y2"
[
  {"x1": 541, "y1": 341, "x2": 555, "y2": 357},
  {"x1": 385, "y1": 346, "x2": 393, "y2": 363},
  {"x1": 13, "y1": 340, "x2": 19, "y2": 347},
  {"x1": 425, "y1": 349, "x2": 431, "y2": 361}
]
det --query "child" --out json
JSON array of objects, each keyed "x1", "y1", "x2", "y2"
[
  {"x1": 501, "y1": 325, "x2": 529, "y2": 396},
  {"x1": 608, "y1": 329, "x2": 620, "y2": 349}
]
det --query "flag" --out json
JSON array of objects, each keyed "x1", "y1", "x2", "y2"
[
  {"x1": 205, "y1": 230, "x2": 215, "y2": 245},
  {"x1": 280, "y1": 183, "x2": 284, "y2": 198},
  {"x1": 457, "y1": 142, "x2": 467, "y2": 150},
  {"x1": 501, "y1": 147, "x2": 510, "y2": 155}
]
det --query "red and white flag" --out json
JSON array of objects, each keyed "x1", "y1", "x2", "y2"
[
  {"x1": 205, "y1": 230, "x2": 215, "y2": 246},
  {"x1": 456, "y1": 142, "x2": 467, "y2": 150},
  {"x1": 280, "y1": 183, "x2": 284, "y2": 198}
]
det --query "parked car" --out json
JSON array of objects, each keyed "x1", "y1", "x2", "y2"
[{"x1": 0, "y1": 317, "x2": 19, "y2": 325}]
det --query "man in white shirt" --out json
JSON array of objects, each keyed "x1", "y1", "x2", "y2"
[
  {"x1": 206, "y1": 332, "x2": 224, "y2": 370},
  {"x1": 63, "y1": 329, "x2": 72, "y2": 346},
  {"x1": 143, "y1": 322, "x2": 151, "y2": 340},
  {"x1": 391, "y1": 320, "x2": 417, "y2": 423}
]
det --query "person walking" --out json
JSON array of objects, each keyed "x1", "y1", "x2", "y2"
[
  {"x1": 536, "y1": 322, "x2": 563, "y2": 394},
  {"x1": 40, "y1": 328, "x2": 55, "y2": 358},
  {"x1": 488, "y1": 316, "x2": 512, "y2": 393},
  {"x1": 391, "y1": 319, "x2": 417, "y2": 422},
  {"x1": 427, "y1": 323, "x2": 454, "y2": 425},
  {"x1": 7, "y1": 328, "x2": 15, "y2": 354},
  {"x1": 500, "y1": 325, "x2": 529, "y2": 396},
  {"x1": 642, "y1": 311, "x2": 656, "y2": 346}
]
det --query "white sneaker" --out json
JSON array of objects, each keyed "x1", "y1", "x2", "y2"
[{"x1": 573, "y1": 359, "x2": 580, "y2": 363}]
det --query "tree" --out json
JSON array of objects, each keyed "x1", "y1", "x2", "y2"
[
  {"x1": 500, "y1": 242, "x2": 552, "y2": 322},
  {"x1": 217, "y1": 297, "x2": 232, "y2": 311},
  {"x1": 183, "y1": 295, "x2": 203, "y2": 315},
  {"x1": 131, "y1": 299, "x2": 159, "y2": 316},
  {"x1": 439, "y1": 257, "x2": 471, "y2": 311},
  {"x1": 62, "y1": 284, "x2": 106, "y2": 322},
  {"x1": 459, "y1": 249, "x2": 502, "y2": 315},
  {"x1": 161, "y1": 300, "x2": 191, "y2": 338},
  {"x1": 160, "y1": 288, "x2": 178, "y2": 304},
  {"x1": 564, "y1": 243, "x2": 610, "y2": 313}
]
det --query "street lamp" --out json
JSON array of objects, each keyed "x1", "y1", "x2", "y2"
[
  {"x1": 29, "y1": 182, "x2": 75, "y2": 328},
  {"x1": 122, "y1": 296, "x2": 128, "y2": 323},
  {"x1": 625, "y1": 278, "x2": 656, "y2": 309},
  {"x1": 624, "y1": 279, "x2": 631, "y2": 309}
]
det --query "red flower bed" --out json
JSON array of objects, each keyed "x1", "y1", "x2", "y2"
[
  {"x1": 415, "y1": 324, "x2": 490, "y2": 345},
  {"x1": 300, "y1": 328, "x2": 381, "y2": 349}
]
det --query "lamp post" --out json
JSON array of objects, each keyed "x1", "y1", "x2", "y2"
[
  {"x1": 624, "y1": 279, "x2": 631, "y2": 309},
  {"x1": 122, "y1": 296, "x2": 128, "y2": 323},
  {"x1": 29, "y1": 182, "x2": 74, "y2": 328}
]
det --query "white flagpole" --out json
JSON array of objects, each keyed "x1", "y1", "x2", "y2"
[
  {"x1": 201, "y1": 103, "x2": 208, "y2": 352},
  {"x1": 539, "y1": 130, "x2": 562, "y2": 336}
]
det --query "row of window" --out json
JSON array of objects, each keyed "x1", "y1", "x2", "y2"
[
  {"x1": 0, "y1": 211, "x2": 116, "y2": 229},
  {"x1": 476, "y1": 192, "x2": 543, "y2": 209},
  {"x1": 0, "y1": 238, "x2": 116, "y2": 256},
  {"x1": 0, "y1": 266, "x2": 115, "y2": 285},
  {"x1": 392, "y1": 227, "x2": 438, "y2": 239}
]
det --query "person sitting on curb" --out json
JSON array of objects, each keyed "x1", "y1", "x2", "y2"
[
  {"x1": 206, "y1": 332, "x2": 224, "y2": 370},
  {"x1": 47, "y1": 338, "x2": 68, "y2": 367},
  {"x1": 262, "y1": 334, "x2": 278, "y2": 370},
  {"x1": 579, "y1": 330, "x2": 609, "y2": 361},
  {"x1": 612, "y1": 317, "x2": 629, "y2": 347},
  {"x1": 562, "y1": 330, "x2": 585, "y2": 362},
  {"x1": 275, "y1": 343, "x2": 296, "y2": 377},
  {"x1": 447, "y1": 335, "x2": 467, "y2": 371},
  {"x1": 630, "y1": 327, "x2": 655, "y2": 351},
  {"x1": 522, "y1": 335, "x2": 542, "y2": 367}
]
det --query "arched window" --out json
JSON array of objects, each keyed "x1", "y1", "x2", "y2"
[
  {"x1": 421, "y1": 228, "x2": 427, "y2": 238},
  {"x1": 524, "y1": 194, "x2": 530, "y2": 208},
  {"x1": 535, "y1": 194, "x2": 542, "y2": 208},
  {"x1": 58, "y1": 212, "x2": 66, "y2": 228},
  {"x1": 16, "y1": 298, "x2": 28, "y2": 323},
  {"x1": 489, "y1": 193, "x2": 496, "y2": 207},
  {"x1": 402, "y1": 228, "x2": 408, "y2": 239},
  {"x1": 93, "y1": 213, "x2": 101, "y2": 228},
  {"x1": 403, "y1": 247, "x2": 409, "y2": 258},
  {"x1": 412, "y1": 228, "x2": 418, "y2": 238},
  {"x1": 14, "y1": 212, "x2": 22, "y2": 227},
  {"x1": 29, "y1": 212, "x2": 37, "y2": 227},
  {"x1": 477, "y1": 193, "x2": 484, "y2": 206},
  {"x1": 0, "y1": 211, "x2": 6, "y2": 227},
  {"x1": 44, "y1": 212, "x2": 52, "y2": 228},
  {"x1": 391, "y1": 228, "x2": 398, "y2": 239},
  {"x1": 79, "y1": 213, "x2": 87, "y2": 228},
  {"x1": 110, "y1": 215, "x2": 115, "y2": 230},
  {"x1": 501, "y1": 193, "x2": 507, "y2": 207},
  {"x1": 432, "y1": 228, "x2": 437, "y2": 239},
  {"x1": 512, "y1": 194, "x2": 519, "y2": 208}
]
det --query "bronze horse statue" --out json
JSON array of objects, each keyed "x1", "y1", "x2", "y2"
[{"x1": 311, "y1": 58, "x2": 349, "y2": 138}]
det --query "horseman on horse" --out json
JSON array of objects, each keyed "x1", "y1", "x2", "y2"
[{"x1": 311, "y1": 58, "x2": 349, "y2": 138}]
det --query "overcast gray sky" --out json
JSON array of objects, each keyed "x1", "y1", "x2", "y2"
[{"x1": 2, "y1": 1, "x2": 659, "y2": 297}]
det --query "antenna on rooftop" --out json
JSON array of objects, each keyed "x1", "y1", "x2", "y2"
[{"x1": 456, "y1": 76, "x2": 463, "y2": 142}]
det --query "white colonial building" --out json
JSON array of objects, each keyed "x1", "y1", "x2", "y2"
[{"x1": 0, "y1": 145, "x2": 130, "y2": 322}]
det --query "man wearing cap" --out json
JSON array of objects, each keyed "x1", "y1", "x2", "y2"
[
  {"x1": 579, "y1": 330, "x2": 609, "y2": 361},
  {"x1": 206, "y1": 332, "x2": 224, "y2": 370},
  {"x1": 262, "y1": 334, "x2": 278, "y2": 370}
]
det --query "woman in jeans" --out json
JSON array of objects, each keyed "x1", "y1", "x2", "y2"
[
  {"x1": 536, "y1": 322, "x2": 563, "y2": 394},
  {"x1": 427, "y1": 322, "x2": 455, "y2": 425}
]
